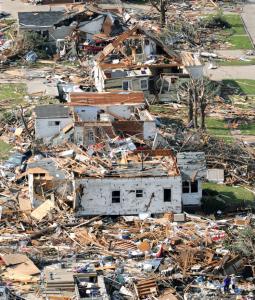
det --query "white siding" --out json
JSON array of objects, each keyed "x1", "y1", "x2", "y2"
[
  {"x1": 28, "y1": 174, "x2": 34, "y2": 208},
  {"x1": 74, "y1": 106, "x2": 98, "y2": 121},
  {"x1": 143, "y1": 121, "x2": 157, "y2": 139},
  {"x1": 79, "y1": 16, "x2": 105, "y2": 40},
  {"x1": 35, "y1": 117, "x2": 72, "y2": 139},
  {"x1": 74, "y1": 105, "x2": 142, "y2": 121},
  {"x1": 107, "y1": 105, "x2": 134, "y2": 119},
  {"x1": 75, "y1": 176, "x2": 182, "y2": 215},
  {"x1": 181, "y1": 180, "x2": 202, "y2": 206},
  {"x1": 94, "y1": 65, "x2": 105, "y2": 92}
]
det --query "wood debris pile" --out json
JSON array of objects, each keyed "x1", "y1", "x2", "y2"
[
  {"x1": 179, "y1": 133, "x2": 255, "y2": 187},
  {"x1": 1, "y1": 204, "x2": 255, "y2": 299}
]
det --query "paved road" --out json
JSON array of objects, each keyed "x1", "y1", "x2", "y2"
[
  {"x1": 205, "y1": 64, "x2": 255, "y2": 80},
  {"x1": 0, "y1": 68, "x2": 58, "y2": 96},
  {"x1": 241, "y1": 3, "x2": 255, "y2": 47},
  {"x1": 208, "y1": 1, "x2": 255, "y2": 81},
  {"x1": 0, "y1": 0, "x2": 64, "y2": 18},
  {"x1": 0, "y1": 0, "x2": 152, "y2": 18}
]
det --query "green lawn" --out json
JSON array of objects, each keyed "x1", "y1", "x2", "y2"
[
  {"x1": 203, "y1": 182, "x2": 255, "y2": 204},
  {"x1": 222, "y1": 79, "x2": 255, "y2": 94},
  {"x1": 226, "y1": 35, "x2": 253, "y2": 50},
  {"x1": 0, "y1": 140, "x2": 12, "y2": 160},
  {"x1": 224, "y1": 14, "x2": 253, "y2": 49},
  {"x1": 0, "y1": 83, "x2": 27, "y2": 105},
  {"x1": 206, "y1": 117, "x2": 234, "y2": 143},
  {"x1": 218, "y1": 58, "x2": 255, "y2": 66},
  {"x1": 206, "y1": 13, "x2": 253, "y2": 50},
  {"x1": 239, "y1": 123, "x2": 255, "y2": 135},
  {"x1": 224, "y1": 14, "x2": 246, "y2": 34}
]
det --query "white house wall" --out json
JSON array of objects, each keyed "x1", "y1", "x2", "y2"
[
  {"x1": 28, "y1": 174, "x2": 34, "y2": 208},
  {"x1": 74, "y1": 106, "x2": 98, "y2": 121},
  {"x1": 143, "y1": 121, "x2": 157, "y2": 140},
  {"x1": 181, "y1": 180, "x2": 202, "y2": 206},
  {"x1": 75, "y1": 105, "x2": 141, "y2": 121},
  {"x1": 75, "y1": 176, "x2": 182, "y2": 215},
  {"x1": 79, "y1": 16, "x2": 105, "y2": 41},
  {"x1": 107, "y1": 105, "x2": 134, "y2": 119},
  {"x1": 35, "y1": 117, "x2": 73, "y2": 139},
  {"x1": 94, "y1": 65, "x2": 105, "y2": 92}
]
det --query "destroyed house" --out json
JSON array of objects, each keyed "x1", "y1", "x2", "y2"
[
  {"x1": 34, "y1": 104, "x2": 72, "y2": 139},
  {"x1": 18, "y1": 8, "x2": 125, "y2": 52},
  {"x1": 43, "y1": 265, "x2": 109, "y2": 299},
  {"x1": 67, "y1": 91, "x2": 156, "y2": 146},
  {"x1": 73, "y1": 149, "x2": 183, "y2": 215},
  {"x1": 79, "y1": 10, "x2": 125, "y2": 43},
  {"x1": 93, "y1": 26, "x2": 203, "y2": 98},
  {"x1": 18, "y1": 11, "x2": 80, "y2": 44},
  {"x1": 27, "y1": 147, "x2": 205, "y2": 215}
]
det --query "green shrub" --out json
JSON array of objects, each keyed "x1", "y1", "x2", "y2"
[{"x1": 203, "y1": 12, "x2": 231, "y2": 29}]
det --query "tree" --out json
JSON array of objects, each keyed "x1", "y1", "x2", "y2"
[
  {"x1": 226, "y1": 226, "x2": 255, "y2": 258},
  {"x1": 177, "y1": 77, "x2": 220, "y2": 130},
  {"x1": 22, "y1": 31, "x2": 47, "y2": 51},
  {"x1": 150, "y1": 0, "x2": 168, "y2": 28}
]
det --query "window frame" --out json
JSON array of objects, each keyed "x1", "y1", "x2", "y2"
[
  {"x1": 163, "y1": 188, "x2": 172, "y2": 202},
  {"x1": 182, "y1": 181, "x2": 190, "y2": 193},
  {"x1": 122, "y1": 80, "x2": 132, "y2": 91},
  {"x1": 112, "y1": 190, "x2": 120, "y2": 203},
  {"x1": 191, "y1": 180, "x2": 198, "y2": 193},
  {"x1": 87, "y1": 131, "x2": 94, "y2": 143},
  {"x1": 136, "y1": 190, "x2": 143, "y2": 198},
  {"x1": 48, "y1": 120, "x2": 60, "y2": 127},
  {"x1": 140, "y1": 78, "x2": 148, "y2": 90}
]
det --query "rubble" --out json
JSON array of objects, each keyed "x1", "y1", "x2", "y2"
[{"x1": 0, "y1": 1, "x2": 254, "y2": 299}]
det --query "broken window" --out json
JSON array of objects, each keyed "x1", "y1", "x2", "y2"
[
  {"x1": 48, "y1": 121, "x2": 60, "y2": 126},
  {"x1": 140, "y1": 79, "x2": 148, "y2": 90},
  {"x1": 136, "y1": 190, "x2": 143, "y2": 198},
  {"x1": 87, "y1": 131, "x2": 94, "y2": 143},
  {"x1": 191, "y1": 180, "x2": 198, "y2": 193},
  {"x1": 182, "y1": 181, "x2": 189, "y2": 193},
  {"x1": 164, "y1": 189, "x2": 171, "y2": 202},
  {"x1": 112, "y1": 191, "x2": 120, "y2": 203},
  {"x1": 123, "y1": 80, "x2": 132, "y2": 91},
  {"x1": 42, "y1": 30, "x2": 49, "y2": 40}
]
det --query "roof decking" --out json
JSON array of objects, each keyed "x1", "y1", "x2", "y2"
[
  {"x1": 69, "y1": 91, "x2": 145, "y2": 106},
  {"x1": 18, "y1": 11, "x2": 66, "y2": 27},
  {"x1": 35, "y1": 105, "x2": 70, "y2": 119}
]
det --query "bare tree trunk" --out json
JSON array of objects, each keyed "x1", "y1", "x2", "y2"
[
  {"x1": 188, "y1": 90, "x2": 193, "y2": 122},
  {"x1": 150, "y1": 0, "x2": 167, "y2": 28},
  {"x1": 201, "y1": 107, "x2": 206, "y2": 129},
  {"x1": 193, "y1": 102, "x2": 198, "y2": 128},
  {"x1": 160, "y1": 0, "x2": 166, "y2": 28},
  {"x1": 192, "y1": 84, "x2": 198, "y2": 129}
]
